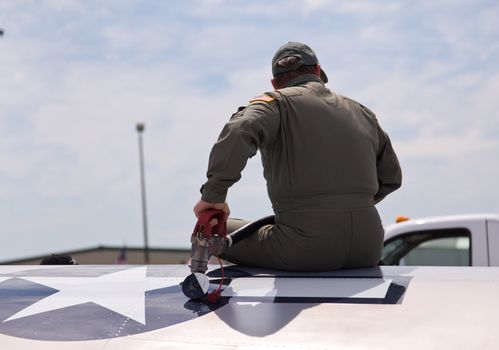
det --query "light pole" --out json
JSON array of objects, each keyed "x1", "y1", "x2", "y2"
[{"x1": 136, "y1": 123, "x2": 150, "y2": 264}]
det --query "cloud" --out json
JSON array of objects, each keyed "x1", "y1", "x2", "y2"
[{"x1": 1, "y1": 0, "x2": 499, "y2": 261}]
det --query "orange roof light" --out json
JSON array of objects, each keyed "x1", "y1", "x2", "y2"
[{"x1": 395, "y1": 216, "x2": 410, "y2": 223}]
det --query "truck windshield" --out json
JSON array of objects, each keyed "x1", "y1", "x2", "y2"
[{"x1": 382, "y1": 228, "x2": 471, "y2": 266}]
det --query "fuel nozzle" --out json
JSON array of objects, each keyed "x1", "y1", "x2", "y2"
[{"x1": 182, "y1": 209, "x2": 227, "y2": 300}]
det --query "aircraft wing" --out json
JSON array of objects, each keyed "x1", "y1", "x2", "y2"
[{"x1": 1, "y1": 264, "x2": 498, "y2": 349}]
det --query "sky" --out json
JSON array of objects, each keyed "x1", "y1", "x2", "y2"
[{"x1": 1, "y1": 0, "x2": 498, "y2": 262}]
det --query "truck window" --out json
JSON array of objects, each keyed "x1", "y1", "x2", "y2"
[{"x1": 382, "y1": 228, "x2": 471, "y2": 266}]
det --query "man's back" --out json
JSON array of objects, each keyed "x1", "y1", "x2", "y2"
[{"x1": 263, "y1": 79, "x2": 381, "y2": 211}]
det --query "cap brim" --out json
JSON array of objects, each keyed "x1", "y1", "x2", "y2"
[{"x1": 320, "y1": 68, "x2": 328, "y2": 83}]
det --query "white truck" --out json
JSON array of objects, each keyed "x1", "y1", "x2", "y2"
[{"x1": 382, "y1": 213, "x2": 499, "y2": 266}]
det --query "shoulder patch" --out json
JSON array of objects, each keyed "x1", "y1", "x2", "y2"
[{"x1": 249, "y1": 94, "x2": 275, "y2": 104}]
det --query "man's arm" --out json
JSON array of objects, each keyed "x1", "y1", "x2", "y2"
[
  {"x1": 197, "y1": 98, "x2": 280, "y2": 209},
  {"x1": 374, "y1": 126, "x2": 402, "y2": 204}
]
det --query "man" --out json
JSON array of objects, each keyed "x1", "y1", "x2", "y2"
[{"x1": 194, "y1": 42, "x2": 402, "y2": 271}]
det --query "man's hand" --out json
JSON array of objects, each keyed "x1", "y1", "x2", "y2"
[{"x1": 193, "y1": 199, "x2": 230, "y2": 222}]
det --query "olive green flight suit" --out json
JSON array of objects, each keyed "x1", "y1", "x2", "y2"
[{"x1": 201, "y1": 74, "x2": 402, "y2": 271}]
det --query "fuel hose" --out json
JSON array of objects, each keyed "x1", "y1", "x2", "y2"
[{"x1": 226, "y1": 215, "x2": 275, "y2": 247}]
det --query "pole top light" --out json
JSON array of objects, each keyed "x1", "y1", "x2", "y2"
[{"x1": 136, "y1": 123, "x2": 145, "y2": 132}]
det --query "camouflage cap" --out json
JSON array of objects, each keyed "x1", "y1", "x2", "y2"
[{"x1": 271, "y1": 42, "x2": 328, "y2": 83}]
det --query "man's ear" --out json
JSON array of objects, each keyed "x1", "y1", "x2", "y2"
[
  {"x1": 315, "y1": 64, "x2": 321, "y2": 77},
  {"x1": 271, "y1": 77, "x2": 279, "y2": 90}
]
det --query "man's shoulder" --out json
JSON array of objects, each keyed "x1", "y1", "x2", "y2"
[
  {"x1": 249, "y1": 93, "x2": 276, "y2": 104},
  {"x1": 246, "y1": 92, "x2": 280, "y2": 112},
  {"x1": 247, "y1": 86, "x2": 305, "y2": 105},
  {"x1": 340, "y1": 95, "x2": 377, "y2": 118},
  {"x1": 340, "y1": 94, "x2": 364, "y2": 107},
  {"x1": 229, "y1": 92, "x2": 278, "y2": 120}
]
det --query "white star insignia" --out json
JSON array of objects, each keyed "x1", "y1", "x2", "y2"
[{"x1": 3, "y1": 267, "x2": 183, "y2": 325}]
